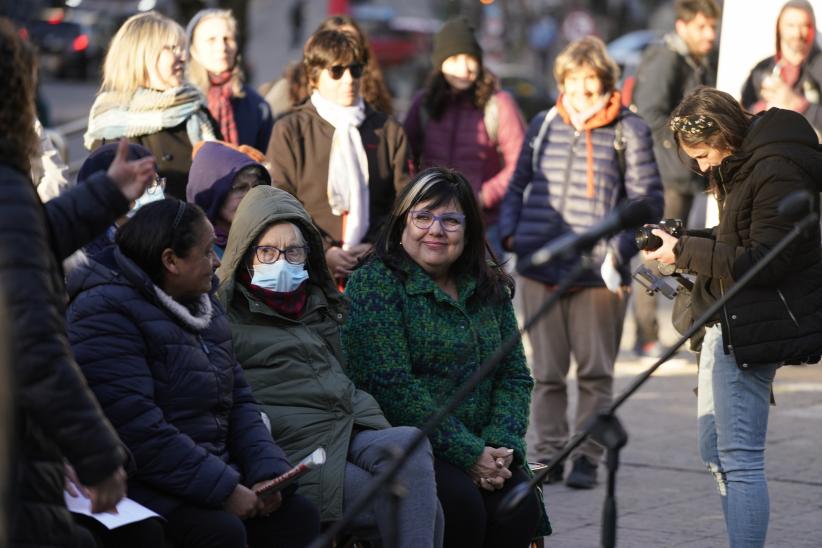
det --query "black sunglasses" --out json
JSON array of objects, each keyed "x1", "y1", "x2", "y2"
[{"x1": 327, "y1": 63, "x2": 365, "y2": 80}]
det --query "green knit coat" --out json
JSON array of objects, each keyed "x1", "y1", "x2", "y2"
[{"x1": 342, "y1": 257, "x2": 533, "y2": 470}]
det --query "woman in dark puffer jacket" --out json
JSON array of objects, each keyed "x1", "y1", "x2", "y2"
[
  {"x1": 66, "y1": 200, "x2": 320, "y2": 548},
  {"x1": 646, "y1": 86, "x2": 822, "y2": 548}
]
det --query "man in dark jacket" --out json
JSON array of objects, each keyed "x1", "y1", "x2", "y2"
[
  {"x1": 630, "y1": 0, "x2": 720, "y2": 357},
  {"x1": 741, "y1": 0, "x2": 822, "y2": 135}
]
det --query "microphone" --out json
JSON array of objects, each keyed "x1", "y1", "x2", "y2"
[
  {"x1": 522, "y1": 199, "x2": 656, "y2": 269},
  {"x1": 778, "y1": 190, "x2": 814, "y2": 221}
]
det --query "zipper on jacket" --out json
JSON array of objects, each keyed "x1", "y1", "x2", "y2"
[
  {"x1": 719, "y1": 278, "x2": 735, "y2": 354},
  {"x1": 776, "y1": 289, "x2": 800, "y2": 327},
  {"x1": 197, "y1": 335, "x2": 210, "y2": 355}
]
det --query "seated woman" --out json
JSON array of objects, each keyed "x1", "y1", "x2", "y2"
[
  {"x1": 342, "y1": 167, "x2": 549, "y2": 548},
  {"x1": 215, "y1": 185, "x2": 443, "y2": 548},
  {"x1": 65, "y1": 199, "x2": 320, "y2": 548},
  {"x1": 187, "y1": 140, "x2": 270, "y2": 259},
  {"x1": 84, "y1": 12, "x2": 218, "y2": 199}
]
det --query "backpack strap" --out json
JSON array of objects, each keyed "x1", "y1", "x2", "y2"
[
  {"x1": 530, "y1": 107, "x2": 558, "y2": 174},
  {"x1": 614, "y1": 118, "x2": 626, "y2": 180}
]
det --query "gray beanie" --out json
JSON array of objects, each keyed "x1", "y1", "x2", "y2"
[{"x1": 431, "y1": 16, "x2": 482, "y2": 70}]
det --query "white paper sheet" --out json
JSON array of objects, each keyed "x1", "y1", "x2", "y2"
[{"x1": 64, "y1": 490, "x2": 162, "y2": 530}]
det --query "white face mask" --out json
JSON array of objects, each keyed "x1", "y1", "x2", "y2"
[{"x1": 250, "y1": 261, "x2": 308, "y2": 293}]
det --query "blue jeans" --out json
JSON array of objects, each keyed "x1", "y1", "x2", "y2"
[{"x1": 697, "y1": 325, "x2": 778, "y2": 548}]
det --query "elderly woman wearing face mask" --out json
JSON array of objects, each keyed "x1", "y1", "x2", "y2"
[
  {"x1": 266, "y1": 28, "x2": 410, "y2": 284},
  {"x1": 499, "y1": 36, "x2": 662, "y2": 489},
  {"x1": 84, "y1": 11, "x2": 218, "y2": 200},
  {"x1": 187, "y1": 9, "x2": 274, "y2": 151},
  {"x1": 216, "y1": 185, "x2": 444, "y2": 548}
]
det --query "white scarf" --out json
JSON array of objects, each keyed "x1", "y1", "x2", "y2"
[{"x1": 310, "y1": 91, "x2": 369, "y2": 250}]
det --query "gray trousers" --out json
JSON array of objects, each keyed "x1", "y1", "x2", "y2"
[
  {"x1": 342, "y1": 426, "x2": 444, "y2": 548},
  {"x1": 521, "y1": 279, "x2": 628, "y2": 462}
]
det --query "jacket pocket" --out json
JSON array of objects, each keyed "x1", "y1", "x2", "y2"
[{"x1": 776, "y1": 289, "x2": 800, "y2": 328}]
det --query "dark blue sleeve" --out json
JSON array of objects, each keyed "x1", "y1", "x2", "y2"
[{"x1": 498, "y1": 112, "x2": 545, "y2": 240}]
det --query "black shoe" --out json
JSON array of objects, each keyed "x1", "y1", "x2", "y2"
[
  {"x1": 565, "y1": 456, "x2": 597, "y2": 489},
  {"x1": 538, "y1": 460, "x2": 564, "y2": 484}
]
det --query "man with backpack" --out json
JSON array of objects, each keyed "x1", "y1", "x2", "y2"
[{"x1": 630, "y1": 0, "x2": 721, "y2": 358}]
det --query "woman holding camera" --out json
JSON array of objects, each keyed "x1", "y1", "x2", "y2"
[
  {"x1": 646, "y1": 86, "x2": 822, "y2": 548},
  {"x1": 499, "y1": 36, "x2": 662, "y2": 489}
]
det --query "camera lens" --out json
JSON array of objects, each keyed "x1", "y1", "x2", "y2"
[{"x1": 634, "y1": 227, "x2": 663, "y2": 251}]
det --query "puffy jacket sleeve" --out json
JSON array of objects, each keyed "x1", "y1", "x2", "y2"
[
  {"x1": 342, "y1": 262, "x2": 486, "y2": 470},
  {"x1": 67, "y1": 292, "x2": 240, "y2": 508},
  {"x1": 479, "y1": 91, "x2": 525, "y2": 210},
  {"x1": 0, "y1": 166, "x2": 125, "y2": 486},
  {"x1": 674, "y1": 159, "x2": 808, "y2": 286},
  {"x1": 226, "y1": 355, "x2": 294, "y2": 490},
  {"x1": 44, "y1": 171, "x2": 129, "y2": 261},
  {"x1": 479, "y1": 298, "x2": 532, "y2": 465},
  {"x1": 498, "y1": 112, "x2": 544, "y2": 241},
  {"x1": 609, "y1": 115, "x2": 664, "y2": 266}
]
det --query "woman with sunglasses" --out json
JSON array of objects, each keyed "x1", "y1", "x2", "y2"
[
  {"x1": 84, "y1": 12, "x2": 218, "y2": 200},
  {"x1": 342, "y1": 168, "x2": 550, "y2": 548},
  {"x1": 266, "y1": 28, "x2": 410, "y2": 284},
  {"x1": 216, "y1": 185, "x2": 443, "y2": 547},
  {"x1": 645, "y1": 86, "x2": 822, "y2": 548}
]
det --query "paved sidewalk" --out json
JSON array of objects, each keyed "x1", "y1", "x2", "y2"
[{"x1": 534, "y1": 342, "x2": 822, "y2": 547}]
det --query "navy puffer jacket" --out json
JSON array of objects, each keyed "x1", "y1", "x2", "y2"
[
  {"x1": 499, "y1": 99, "x2": 663, "y2": 286},
  {"x1": 66, "y1": 246, "x2": 292, "y2": 516}
]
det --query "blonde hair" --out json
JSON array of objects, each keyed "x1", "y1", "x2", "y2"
[
  {"x1": 187, "y1": 9, "x2": 244, "y2": 97},
  {"x1": 100, "y1": 11, "x2": 186, "y2": 99},
  {"x1": 553, "y1": 36, "x2": 620, "y2": 94}
]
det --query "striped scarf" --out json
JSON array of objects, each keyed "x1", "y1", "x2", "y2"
[{"x1": 84, "y1": 84, "x2": 217, "y2": 149}]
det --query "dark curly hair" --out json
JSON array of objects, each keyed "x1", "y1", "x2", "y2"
[
  {"x1": 0, "y1": 18, "x2": 38, "y2": 174},
  {"x1": 372, "y1": 167, "x2": 513, "y2": 303},
  {"x1": 423, "y1": 64, "x2": 498, "y2": 121}
]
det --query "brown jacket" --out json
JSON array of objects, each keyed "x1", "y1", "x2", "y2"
[{"x1": 266, "y1": 100, "x2": 410, "y2": 246}]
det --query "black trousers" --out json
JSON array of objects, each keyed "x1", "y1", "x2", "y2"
[
  {"x1": 165, "y1": 493, "x2": 320, "y2": 548},
  {"x1": 434, "y1": 458, "x2": 541, "y2": 548}
]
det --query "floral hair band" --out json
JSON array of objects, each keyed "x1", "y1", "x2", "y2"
[{"x1": 669, "y1": 115, "x2": 715, "y2": 136}]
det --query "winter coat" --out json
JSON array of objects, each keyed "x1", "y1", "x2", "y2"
[
  {"x1": 499, "y1": 93, "x2": 664, "y2": 287},
  {"x1": 216, "y1": 185, "x2": 390, "y2": 522},
  {"x1": 233, "y1": 84, "x2": 275, "y2": 152},
  {"x1": 66, "y1": 246, "x2": 292, "y2": 517},
  {"x1": 2, "y1": 165, "x2": 127, "y2": 547},
  {"x1": 403, "y1": 89, "x2": 525, "y2": 224},
  {"x1": 632, "y1": 32, "x2": 717, "y2": 193},
  {"x1": 266, "y1": 100, "x2": 410, "y2": 248},
  {"x1": 674, "y1": 108, "x2": 822, "y2": 368},
  {"x1": 342, "y1": 257, "x2": 533, "y2": 471}
]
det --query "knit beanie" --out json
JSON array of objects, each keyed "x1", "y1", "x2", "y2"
[{"x1": 431, "y1": 16, "x2": 482, "y2": 70}]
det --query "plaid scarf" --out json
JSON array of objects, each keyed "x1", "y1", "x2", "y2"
[
  {"x1": 207, "y1": 71, "x2": 239, "y2": 145},
  {"x1": 239, "y1": 268, "x2": 308, "y2": 319},
  {"x1": 84, "y1": 84, "x2": 217, "y2": 149}
]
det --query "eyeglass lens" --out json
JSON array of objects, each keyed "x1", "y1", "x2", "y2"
[{"x1": 328, "y1": 63, "x2": 364, "y2": 80}]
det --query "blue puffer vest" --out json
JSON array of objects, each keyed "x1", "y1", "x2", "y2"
[
  {"x1": 499, "y1": 102, "x2": 663, "y2": 286},
  {"x1": 66, "y1": 246, "x2": 292, "y2": 516}
]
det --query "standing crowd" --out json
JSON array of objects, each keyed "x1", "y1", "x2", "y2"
[{"x1": 4, "y1": 1, "x2": 822, "y2": 548}]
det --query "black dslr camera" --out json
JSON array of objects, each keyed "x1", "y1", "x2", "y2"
[{"x1": 634, "y1": 218, "x2": 684, "y2": 251}]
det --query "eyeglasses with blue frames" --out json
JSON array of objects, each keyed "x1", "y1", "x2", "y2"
[
  {"x1": 409, "y1": 210, "x2": 466, "y2": 232},
  {"x1": 252, "y1": 245, "x2": 309, "y2": 265},
  {"x1": 327, "y1": 63, "x2": 365, "y2": 80}
]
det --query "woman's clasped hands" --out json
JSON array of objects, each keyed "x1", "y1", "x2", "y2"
[{"x1": 469, "y1": 446, "x2": 515, "y2": 491}]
